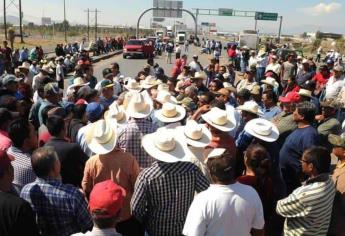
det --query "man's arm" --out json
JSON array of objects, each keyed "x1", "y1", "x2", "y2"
[
  {"x1": 130, "y1": 172, "x2": 148, "y2": 222},
  {"x1": 276, "y1": 192, "x2": 307, "y2": 218}
]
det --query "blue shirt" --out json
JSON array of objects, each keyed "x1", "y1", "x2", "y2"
[
  {"x1": 235, "y1": 129, "x2": 254, "y2": 154},
  {"x1": 20, "y1": 177, "x2": 93, "y2": 236},
  {"x1": 279, "y1": 126, "x2": 320, "y2": 172},
  {"x1": 261, "y1": 105, "x2": 282, "y2": 120}
]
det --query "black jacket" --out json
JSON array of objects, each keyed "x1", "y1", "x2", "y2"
[{"x1": 44, "y1": 137, "x2": 88, "y2": 187}]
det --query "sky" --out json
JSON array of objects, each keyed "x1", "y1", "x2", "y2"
[{"x1": 5, "y1": 0, "x2": 344, "y2": 34}]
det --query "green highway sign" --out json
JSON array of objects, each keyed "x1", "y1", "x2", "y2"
[
  {"x1": 219, "y1": 8, "x2": 233, "y2": 16},
  {"x1": 255, "y1": 12, "x2": 278, "y2": 21}
]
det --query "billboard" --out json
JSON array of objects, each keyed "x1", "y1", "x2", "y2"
[
  {"x1": 153, "y1": 0, "x2": 183, "y2": 18},
  {"x1": 41, "y1": 17, "x2": 52, "y2": 25}
]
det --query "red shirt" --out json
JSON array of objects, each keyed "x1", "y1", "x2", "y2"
[
  {"x1": 0, "y1": 130, "x2": 12, "y2": 151},
  {"x1": 227, "y1": 48, "x2": 236, "y2": 58},
  {"x1": 207, "y1": 131, "x2": 236, "y2": 157},
  {"x1": 313, "y1": 72, "x2": 331, "y2": 85}
]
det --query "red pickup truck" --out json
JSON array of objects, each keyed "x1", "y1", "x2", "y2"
[{"x1": 123, "y1": 39, "x2": 155, "y2": 59}]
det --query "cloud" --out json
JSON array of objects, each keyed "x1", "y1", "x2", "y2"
[{"x1": 301, "y1": 2, "x2": 342, "y2": 16}]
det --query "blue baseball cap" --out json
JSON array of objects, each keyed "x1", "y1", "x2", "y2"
[{"x1": 86, "y1": 102, "x2": 104, "y2": 122}]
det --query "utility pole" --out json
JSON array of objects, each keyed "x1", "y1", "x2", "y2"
[
  {"x1": 19, "y1": 0, "x2": 23, "y2": 43},
  {"x1": 278, "y1": 16, "x2": 283, "y2": 43},
  {"x1": 3, "y1": 0, "x2": 7, "y2": 40},
  {"x1": 63, "y1": 0, "x2": 67, "y2": 43},
  {"x1": 84, "y1": 8, "x2": 90, "y2": 42},
  {"x1": 94, "y1": 8, "x2": 100, "y2": 43}
]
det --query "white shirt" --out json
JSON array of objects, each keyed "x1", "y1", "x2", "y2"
[
  {"x1": 248, "y1": 56, "x2": 257, "y2": 68},
  {"x1": 77, "y1": 123, "x2": 94, "y2": 157},
  {"x1": 183, "y1": 183, "x2": 265, "y2": 236},
  {"x1": 56, "y1": 64, "x2": 64, "y2": 82},
  {"x1": 189, "y1": 61, "x2": 202, "y2": 72},
  {"x1": 265, "y1": 62, "x2": 281, "y2": 75},
  {"x1": 256, "y1": 55, "x2": 268, "y2": 68},
  {"x1": 72, "y1": 227, "x2": 122, "y2": 236},
  {"x1": 325, "y1": 75, "x2": 344, "y2": 99}
]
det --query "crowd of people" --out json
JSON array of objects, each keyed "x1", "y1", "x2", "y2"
[{"x1": 0, "y1": 36, "x2": 345, "y2": 236}]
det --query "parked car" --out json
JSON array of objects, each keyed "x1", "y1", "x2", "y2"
[{"x1": 123, "y1": 39, "x2": 155, "y2": 59}]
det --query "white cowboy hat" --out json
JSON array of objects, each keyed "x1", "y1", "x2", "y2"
[
  {"x1": 18, "y1": 62, "x2": 30, "y2": 70},
  {"x1": 55, "y1": 56, "x2": 64, "y2": 61},
  {"x1": 342, "y1": 120, "x2": 345, "y2": 129},
  {"x1": 155, "y1": 102, "x2": 186, "y2": 123},
  {"x1": 157, "y1": 83, "x2": 169, "y2": 91},
  {"x1": 104, "y1": 101, "x2": 127, "y2": 126},
  {"x1": 236, "y1": 101, "x2": 263, "y2": 116},
  {"x1": 124, "y1": 78, "x2": 142, "y2": 91},
  {"x1": 244, "y1": 118, "x2": 279, "y2": 142},
  {"x1": 192, "y1": 71, "x2": 207, "y2": 80},
  {"x1": 203, "y1": 148, "x2": 226, "y2": 164},
  {"x1": 41, "y1": 65, "x2": 54, "y2": 74},
  {"x1": 201, "y1": 107, "x2": 236, "y2": 132},
  {"x1": 140, "y1": 75, "x2": 159, "y2": 89},
  {"x1": 298, "y1": 89, "x2": 312, "y2": 98},
  {"x1": 85, "y1": 119, "x2": 118, "y2": 155},
  {"x1": 142, "y1": 127, "x2": 189, "y2": 163},
  {"x1": 261, "y1": 77, "x2": 279, "y2": 88},
  {"x1": 156, "y1": 90, "x2": 177, "y2": 104},
  {"x1": 72, "y1": 77, "x2": 89, "y2": 87},
  {"x1": 124, "y1": 91, "x2": 153, "y2": 119},
  {"x1": 177, "y1": 120, "x2": 212, "y2": 148}
]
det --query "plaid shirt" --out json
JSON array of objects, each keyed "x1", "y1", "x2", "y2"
[
  {"x1": 117, "y1": 118, "x2": 157, "y2": 168},
  {"x1": 20, "y1": 177, "x2": 93, "y2": 236},
  {"x1": 131, "y1": 161, "x2": 210, "y2": 236},
  {"x1": 7, "y1": 146, "x2": 37, "y2": 193}
]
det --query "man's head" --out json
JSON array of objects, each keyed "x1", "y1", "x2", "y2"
[
  {"x1": 262, "y1": 91, "x2": 278, "y2": 108},
  {"x1": 0, "y1": 150, "x2": 13, "y2": 192},
  {"x1": 44, "y1": 83, "x2": 61, "y2": 104},
  {"x1": 206, "y1": 150, "x2": 236, "y2": 185},
  {"x1": 102, "y1": 68, "x2": 113, "y2": 80},
  {"x1": 302, "y1": 59, "x2": 310, "y2": 71},
  {"x1": 86, "y1": 102, "x2": 104, "y2": 123},
  {"x1": 293, "y1": 101, "x2": 316, "y2": 124},
  {"x1": 3, "y1": 41, "x2": 7, "y2": 47},
  {"x1": 31, "y1": 147, "x2": 61, "y2": 179},
  {"x1": 287, "y1": 54, "x2": 294, "y2": 62},
  {"x1": 9, "y1": 118, "x2": 37, "y2": 151},
  {"x1": 301, "y1": 146, "x2": 331, "y2": 176},
  {"x1": 2, "y1": 75, "x2": 19, "y2": 93},
  {"x1": 328, "y1": 134, "x2": 345, "y2": 160},
  {"x1": 192, "y1": 55, "x2": 198, "y2": 61},
  {"x1": 279, "y1": 92, "x2": 300, "y2": 113},
  {"x1": 214, "y1": 88, "x2": 229, "y2": 103},
  {"x1": 46, "y1": 116, "x2": 65, "y2": 138},
  {"x1": 321, "y1": 99, "x2": 338, "y2": 119},
  {"x1": 185, "y1": 85, "x2": 198, "y2": 101},
  {"x1": 236, "y1": 89, "x2": 251, "y2": 105},
  {"x1": 147, "y1": 58, "x2": 154, "y2": 66},
  {"x1": 219, "y1": 66, "x2": 227, "y2": 75},
  {"x1": 181, "y1": 54, "x2": 187, "y2": 61},
  {"x1": 333, "y1": 65, "x2": 344, "y2": 79},
  {"x1": 100, "y1": 79, "x2": 114, "y2": 100},
  {"x1": 89, "y1": 180, "x2": 126, "y2": 229}
]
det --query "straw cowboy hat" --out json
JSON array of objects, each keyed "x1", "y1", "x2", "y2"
[
  {"x1": 124, "y1": 78, "x2": 142, "y2": 91},
  {"x1": 156, "y1": 90, "x2": 177, "y2": 104},
  {"x1": 155, "y1": 102, "x2": 186, "y2": 123},
  {"x1": 244, "y1": 118, "x2": 279, "y2": 142},
  {"x1": 142, "y1": 127, "x2": 189, "y2": 163},
  {"x1": 104, "y1": 101, "x2": 127, "y2": 126},
  {"x1": 157, "y1": 83, "x2": 169, "y2": 91},
  {"x1": 298, "y1": 89, "x2": 312, "y2": 98},
  {"x1": 85, "y1": 119, "x2": 118, "y2": 155},
  {"x1": 124, "y1": 91, "x2": 153, "y2": 119},
  {"x1": 18, "y1": 62, "x2": 30, "y2": 71},
  {"x1": 141, "y1": 75, "x2": 159, "y2": 89},
  {"x1": 203, "y1": 148, "x2": 226, "y2": 164},
  {"x1": 261, "y1": 77, "x2": 279, "y2": 88},
  {"x1": 201, "y1": 107, "x2": 236, "y2": 132},
  {"x1": 192, "y1": 71, "x2": 207, "y2": 80},
  {"x1": 223, "y1": 82, "x2": 237, "y2": 93},
  {"x1": 236, "y1": 101, "x2": 264, "y2": 116},
  {"x1": 177, "y1": 120, "x2": 212, "y2": 148},
  {"x1": 41, "y1": 65, "x2": 54, "y2": 74}
]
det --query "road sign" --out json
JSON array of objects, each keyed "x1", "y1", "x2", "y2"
[
  {"x1": 255, "y1": 12, "x2": 278, "y2": 21},
  {"x1": 201, "y1": 22, "x2": 209, "y2": 26},
  {"x1": 218, "y1": 8, "x2": 233, "y2": 16},
  {"x1": 153, "y1": 17, "x2": 165, "y2": 22},
  {"x1": 153, "y1": 0, "x2": 183, "y2": 18}
]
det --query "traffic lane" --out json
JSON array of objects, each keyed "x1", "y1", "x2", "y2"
[{"x1": 92, "y1": 45, "x2": 220, "y2": 80}]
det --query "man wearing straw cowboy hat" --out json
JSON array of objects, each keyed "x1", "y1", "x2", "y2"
[
  {"x1": 117, "y1": 91, "x2": 157, "y2": 169},
  {"x1": 131, "y1": 127, "x2": 209, "y2": 236},
  {"x1": 82, "y1": 118, "x2": 143, "y2": 235}
]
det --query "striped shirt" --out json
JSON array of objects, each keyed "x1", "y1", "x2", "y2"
[
  {"x1": 131, "y1": 161, "x2": 210, "y2": 236},
  {"x1": 276, "y1": 174, "x2": 335, "y2": 236}
]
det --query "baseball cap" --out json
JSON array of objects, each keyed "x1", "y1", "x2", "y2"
[
  {"x1": 2, "y1": 74, "x2": 20, "y2": 86},
  {"x1": 155, "y1": 67, "x2": 165, "y2": 76},
  {"x1": 100, "y1": 79, "x2": 114, "y2": 89},
  {"x1": 86, "y1": 102, "x2": 104, "y2": 122},
  {"x1": 44, "y1": 83, "x2": 59, "y2": 95},
  {"x1": 89, "y1": 180, "x2": 126, "y2": 218},
  {"x1": 102, "y1": 68, "x2": 113, "y2": 78},
  {"x1": 328, "y1": 134, "x2": 345, "y2": 149},
  {"x1": 0, "y1": 150, "x2": 12, "y2": 177},
  {"x1": 279, "y1": 92, "x2": 301, "y2": 103}
]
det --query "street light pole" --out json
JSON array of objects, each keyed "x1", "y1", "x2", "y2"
[
  {"x1": 19, "y1": 0, "x2": 24, "y2": 43},
  {"x1": 278, "y1": 16, "x2": 283, "y2": 43},
  {"x1": 63, "y1": 0, "x2": 67, "y2": 43},
  {"x1": 3, "y1": 0, "x2": 7, "y2": 40}
]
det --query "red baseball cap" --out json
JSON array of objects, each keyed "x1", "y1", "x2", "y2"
[
  {"x1": 0, "y1": 150, "x2": 12, "y2": 176},
  {"x1": 89, "y1": 180, "x2": 126, "y2": 218},
  {"x1": 279, "y1": 92, "x2": 301, "y2": 103}
]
